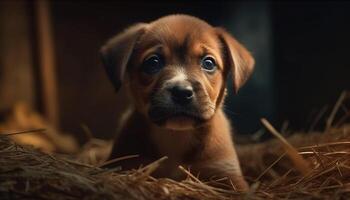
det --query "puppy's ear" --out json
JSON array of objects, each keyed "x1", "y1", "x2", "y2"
[
  {"x1": 216, "y1": 28, "x2": 255, "y2": 93},
  {"x1": 100, "y1": 23, "x2": 147, "y2": 91}
]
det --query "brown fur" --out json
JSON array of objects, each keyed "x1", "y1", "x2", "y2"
[{"x1": 100, "y1": 14, "x2": 254, "y2": 191}]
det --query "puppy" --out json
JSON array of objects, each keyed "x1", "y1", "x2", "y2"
[{"x1": 100, "y1": 14, "x2": 254, "y2": 191}]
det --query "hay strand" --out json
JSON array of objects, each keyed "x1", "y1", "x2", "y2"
[
  {"x1": 1, "y1": 128, "x2": 46, "y2": 136},
  {"x1": 326, "y1": 91, "x2": 347, "y2": 130},
  {"x1": 98, "y1": 154, "x2": 139, "y2": 167},
  {"x1": 261, "y1": 118, "x2": 312, "y2": 175}
]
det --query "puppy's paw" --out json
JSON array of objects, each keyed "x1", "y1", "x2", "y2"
[
  {"x1": 228, "y1": 175, "x2": 249, "y2": 192},
  {"x1": 192, "y1": 160, "x2": 248, "y2": 191}
]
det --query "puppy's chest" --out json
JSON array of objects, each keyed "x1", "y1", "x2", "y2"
[
  {"x1": 150, "y1": 129, "x2": 196, "y2": 161},
  {"x1": 149, "y1": 130, "x2": 200, "y2": 179}
]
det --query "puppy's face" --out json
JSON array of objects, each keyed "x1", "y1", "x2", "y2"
[
  {"x1": 128, "y1": 18, "x2": 225, "y2": 130},
  {"x1": 100, "y1": 15, "x2": 254, "y2": 130}
]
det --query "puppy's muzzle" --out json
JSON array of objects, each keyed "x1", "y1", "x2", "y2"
[
  {"x1": 148, "y1": 79, "x2": 206, "y2": 126},
  {"x1": 168, "y1": 83, "x2": 194, "y2": 105}
]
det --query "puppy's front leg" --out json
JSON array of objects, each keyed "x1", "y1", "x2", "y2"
[
  {"x1": 191, "y1": 120, "x2": 249, "y2": 191},
  {"x1": 193, "y1": 157, "x2": 249, "y2": 191}
]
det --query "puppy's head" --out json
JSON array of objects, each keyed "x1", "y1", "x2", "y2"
[{"x1": 100, "y1": 15, "x2": 254, "y2": 130}]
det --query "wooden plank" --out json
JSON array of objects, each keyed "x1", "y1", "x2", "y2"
[
  {"x1": 35, "y1": 0, "x2": 59, "y2": 127},
  {"x1": 0, "y1": 1, "x2": 35, "y2": 112}
]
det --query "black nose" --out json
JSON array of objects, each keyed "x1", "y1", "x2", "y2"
[{"x1": 169, "y1": 85, "x2": 194, "y2": 105}]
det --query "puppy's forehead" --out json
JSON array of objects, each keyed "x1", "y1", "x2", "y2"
[{"x1": 140, "y1": 15, "x2": 219, "y2": 50}]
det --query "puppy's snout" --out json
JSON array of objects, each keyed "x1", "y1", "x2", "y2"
[{"x1": 168, "y1": 84, "x2": 194, "y2": 105}]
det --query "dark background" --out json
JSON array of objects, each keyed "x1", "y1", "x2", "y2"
[{"x1": 1, "y1": 1, "x2": 350, "y2": 141}]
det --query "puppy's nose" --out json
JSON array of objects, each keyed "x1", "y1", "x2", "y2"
[{"x1": 169, "y1": 85, "x2": 194, "y2": 105}]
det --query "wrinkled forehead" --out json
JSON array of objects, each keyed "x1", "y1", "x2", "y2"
[{"x1": 137, "y1": 17, "x2": 222, "y2": 56}]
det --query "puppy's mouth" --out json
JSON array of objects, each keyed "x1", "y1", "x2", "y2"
[{"x1": 148, "y1": 106, "x2": 205, "y2": 126}]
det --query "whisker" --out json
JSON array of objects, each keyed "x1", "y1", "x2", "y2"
[{"x1": 222, "y1": 105, "x2": 239, "y2": 116}]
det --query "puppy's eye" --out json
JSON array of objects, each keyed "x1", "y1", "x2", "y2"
[
  {"x1": 141, "y1": 54, "x2": 164, "y2": 74},
  {"x1": 201, "y1": 56, "x2": 217, "y2": 73}
]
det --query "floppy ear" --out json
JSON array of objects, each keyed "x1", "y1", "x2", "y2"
[
  {"x1": 100, "y1": 23, "x2": 147, "y2": 91},
  {"x1": 215, "y1": 28, "x2": 255, "y2": 94}
]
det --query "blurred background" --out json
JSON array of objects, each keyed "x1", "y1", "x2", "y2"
[{"x1": 0, "y1": 1, "x2": 349, "y2": 147}]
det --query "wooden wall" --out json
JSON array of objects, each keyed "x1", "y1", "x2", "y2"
[{"x1": 0, "y1": 1, "x2": 36, "y2": 113}]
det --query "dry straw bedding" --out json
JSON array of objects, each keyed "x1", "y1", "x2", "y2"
[
  {"x1": 1, "y1": 126, "x2": 350, "y2": 199},
  {"x1": 1, "y1": 92, "x2": 350, "y2": 200}
]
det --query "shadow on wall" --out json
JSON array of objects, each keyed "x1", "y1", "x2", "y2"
[{"x1": 221, "y1": 2, "x2": 275, "y2": 135}]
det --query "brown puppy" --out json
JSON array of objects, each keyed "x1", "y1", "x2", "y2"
[{"x1": 100, "y1": 14, "x2": 254, "y2": 191}]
